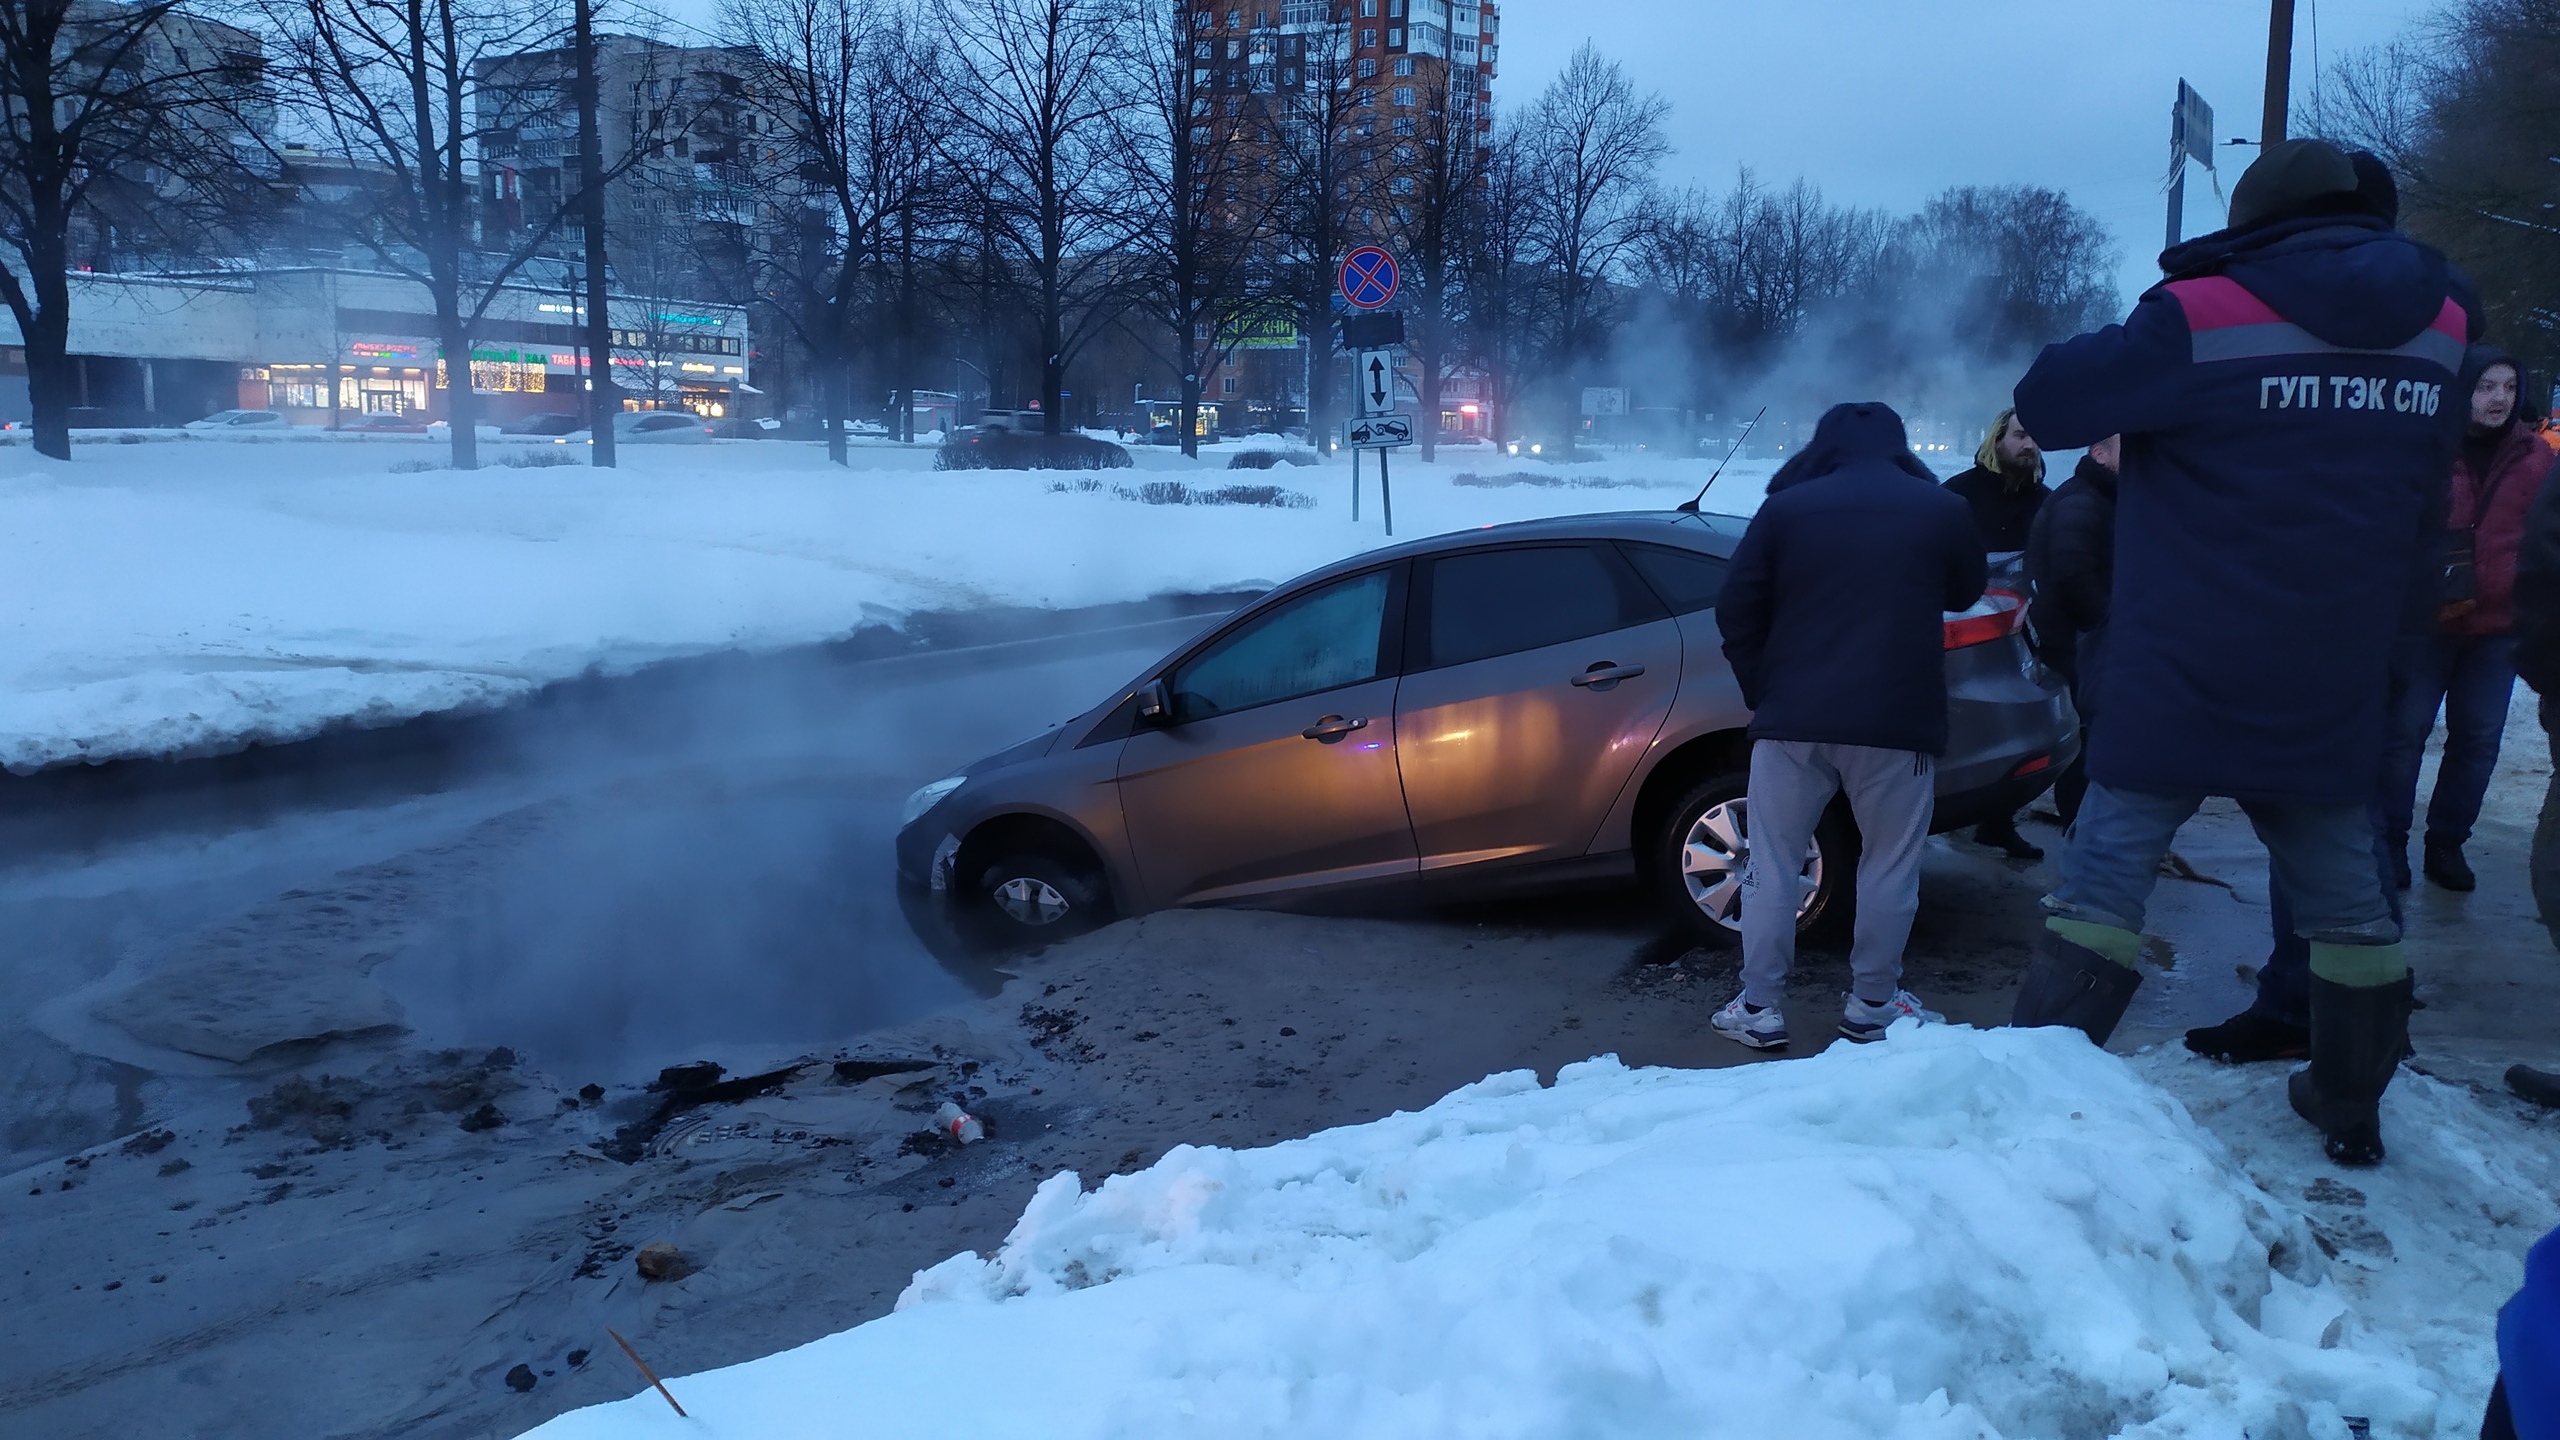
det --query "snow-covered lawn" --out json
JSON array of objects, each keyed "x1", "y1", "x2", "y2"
[
  {"x1": 0, "y1": 434, "x2": 1763, "y2": 772},
  {"x1": 525, "y1": 1025, "x2": 2549, "y2": 1440}
]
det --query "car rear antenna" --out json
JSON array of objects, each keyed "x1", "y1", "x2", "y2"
[{"x1": 1677, "y1": 406, "x2": 1766, "y2": 514}]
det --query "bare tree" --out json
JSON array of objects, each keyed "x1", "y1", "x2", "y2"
[
  {"x1": 1463, "y1": 122, "x2": 1539, "y2": 446},
  {"x1": 726, "y1": 0, "x2": 939, "y2": 463},
  {"x1": 1518, "y1": 43, "x2": 1665, "y2": 379},
  {"x1": 1268, "y1": 12, "x2": 1369, "y2": 450},
  {"x1": 1384, "y1": 61, "x2": 1484, "y2": 462},
  {"x1": 936, "y1": 0, "x2": 1139, "y2": 437},
  {"x1": 0, "y1": 1, "x2": 252, "y2": 457},
  {"x1": 2314, "y1": 0, "x2": 2560, "y2": 377},
  {"x1": 1127, "y1": 0, "x2": 1282, "y2": 457},
  {"x1": 1888, "y1": 184, "x2": 2120, "y2": 365},
  {"x1": 254, "y1": 0, "x2": 628, "y2": 468}
]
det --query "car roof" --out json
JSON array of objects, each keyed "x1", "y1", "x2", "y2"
[{"x1": 1276, "y1": 509, "x2": 1750, "y2": 592}]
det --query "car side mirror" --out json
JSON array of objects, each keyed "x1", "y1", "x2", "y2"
[{"x1": 1136, "y1": 678, "x2": 1171, "y2": 726}]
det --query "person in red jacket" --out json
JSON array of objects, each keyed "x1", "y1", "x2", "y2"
[{"x1": 2381, "y1": 345, "x2": 2552, "y2": 891}]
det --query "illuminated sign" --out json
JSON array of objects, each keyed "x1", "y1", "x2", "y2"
[
  {"x1": 653, "y1": 313, "x2": 725, "y2": 327},
  {"x1": 350, "y1": 340, "x2": 418, "y2": 359}
]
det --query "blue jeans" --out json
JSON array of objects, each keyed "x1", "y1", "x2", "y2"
[
  {"x1": 2255, "y1": 828, "x2": 2407, "y2": 1026},
  {"x1": 2382, "y1": 633, "x2": 2521, "y2": 850},
  {"x1": 2048, "y1": 782, "x2": 2399, "y2": 943}
]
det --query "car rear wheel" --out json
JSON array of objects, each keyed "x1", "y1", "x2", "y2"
[
  {"x1": 973, "y1": 850, "x2": 1108, "y2": 939},
  {"x1": 1653, "y1": 772, "x2": 1858, "y2": 947}
]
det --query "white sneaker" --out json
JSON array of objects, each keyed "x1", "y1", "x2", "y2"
[
  {"x1": 1840, "y1": 990, "x2": 1944, "y2": 1044},
  {"x1": 1711, "y1": 995, "x2": 1789, "y2": 1050}
]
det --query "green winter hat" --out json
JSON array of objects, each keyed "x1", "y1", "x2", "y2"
[{"x1": 2229, "y1": 138, "x2": 2360, "y2": 231}]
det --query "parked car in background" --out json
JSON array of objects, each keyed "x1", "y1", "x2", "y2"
[
  {"x1": 424, "y1": 419, "x2": 504, "y2": 443},
  {"x1": 342, "y1": 412, "x2": 427, "y2": 434},
  {"x1": 503, "y1": 412, "x2": 584, "y2": 437},
  {"x1": 706, "y1": 417, "x2": 779, "y2": 439},
  {"x1": 564, "y1": 410, "x2": 714, "y2": 446},
  {"x1": 899, "y1": 510, "x2": 2078, "y2": 943},
  {"x1": 183, "y1": 410, "x2": 289, "y2": 433}
]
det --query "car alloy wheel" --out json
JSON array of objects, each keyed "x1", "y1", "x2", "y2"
[
  {"x1": 1679, "y1": 796, "x2": 1822, "y2": 932},
  {"x1": 990, "y1": 874, "x2": 1072, "y2": 927}
]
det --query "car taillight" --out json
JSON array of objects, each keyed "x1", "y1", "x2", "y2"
[{"x1": 1944, "y1": 588, "x2": 2028, "y2": 650}]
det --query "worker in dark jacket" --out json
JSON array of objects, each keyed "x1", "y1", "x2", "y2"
[
  {"x1": 2007, "y1": 139, "x2": 2476, "y2": 1168},
  {"x1": 2381, "y1": 344, "x2": 2552, "y2": 891},
  {"x1": 1945, "y1": 407, "x2": 2052, "y2": 859},
  {"x1": 1712, "y1": 402, "x2": 1987, "y2": 1051},
  {"x1": 2024, "y1": 434, "x2": 2120, "y2": 824}
]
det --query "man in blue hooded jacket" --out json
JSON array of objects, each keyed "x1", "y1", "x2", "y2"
[
  {"x1": 2007, "y1": 139, "x2": 2478, "y2": 1166},
  {"x1": 1713, "y1": 403, "x2": 1987, "y2": 1049}
]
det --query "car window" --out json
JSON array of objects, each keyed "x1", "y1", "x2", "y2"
[
  {"x1": 642, "y1": 415, "x2": 692, "y2": 430},
  {"x1": 1619, "y1": 543, "x2": 1730, "y2": 614},
  {"x1": 1170, "y1": 569, "x2": 1391, "y2": 723},
  {"x1": 1419, "y1": 544, "x2": 1659, "y2": 669}
]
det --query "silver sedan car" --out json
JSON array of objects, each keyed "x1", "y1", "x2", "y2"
[{"x1": 897, "y1": 511, "x2": 2077, "y2": 943}]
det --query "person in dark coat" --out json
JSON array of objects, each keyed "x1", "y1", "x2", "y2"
[
  {"x1": 2379, "y1": 344, "x2": 2552, "y2": 891},
  {"x1": 1945, "y1": 406, "x2": 2051, "y2": 859},
  {"x1": 2006, "y1": 138, "x2": 2478, "y2": 1167},
  {"x1": 1944, "y1": 407, "x2": 2049, "y2": 551},
  {"x1": 2504, "y1": 357, "x2": 2560, "y2": 1111},
  {"x1": 2024, "y1": 434, "x2": 2120, "y2": 825},
  {"x1": 1711, "y1": 402, "x2": 1987, "y2": 1051}
]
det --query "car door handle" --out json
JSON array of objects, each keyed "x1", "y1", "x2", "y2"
[
  {"x1": 1571, "y1": 662, "x2": 1646, "y2": 688},
  {"x1": 1301, "y1": 714, "x2": 1369, "y2": 742}
]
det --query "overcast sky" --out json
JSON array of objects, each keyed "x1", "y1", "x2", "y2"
[
  {"x1": 652, "y1": 0, "x2": 2439, "y2": 306},
  {"x1": 1498, "y1": 0, "x2": 2440, "y2": 304}
]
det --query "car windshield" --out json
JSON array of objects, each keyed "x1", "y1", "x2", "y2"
[{"x1": 1169, "y1": 569, "x2": 1389, "y2": 723}]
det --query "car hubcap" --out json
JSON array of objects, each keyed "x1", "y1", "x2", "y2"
[
  {"x1": 1680, "y1": 797, "x2": 1822, "y2": 930},
  {"x1": 991, "y1": 875, "x2": 1071, "y2": 926}
]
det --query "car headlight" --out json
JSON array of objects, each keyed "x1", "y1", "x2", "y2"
[{"x1": 901, "y1": 776, "x2": 965, "y2": 826}]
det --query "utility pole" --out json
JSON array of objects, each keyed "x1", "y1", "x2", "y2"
[
  {"x1": 574, "y1": 0, "x2": 618, "y2": 466},
  {"x1": 2261, "y1": 0, "x2": 2296, "y2": 148}
]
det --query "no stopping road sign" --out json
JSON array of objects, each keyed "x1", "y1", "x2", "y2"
[{"x1": 1338, "y1": 247, "x2": 1398, "y2": 310}]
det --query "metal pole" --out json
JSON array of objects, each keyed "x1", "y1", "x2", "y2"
[
  {"x1": 1350, "y1": 443, "x2": 1360, "y2": 522},
  {"x1": 1380, "y1": 446, "x2": 1393, "y2": 537},
  {"x1": 2167, "y1": 167, "x2": 2185, "y2": 250},
  {"x1": 2262, "y1": 0, "x2": 2295, "y2": 148}
]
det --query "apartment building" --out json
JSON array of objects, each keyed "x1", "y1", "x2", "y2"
[{"x1": 1186, "y1": 0, "x2": 1497, "y2": 431}]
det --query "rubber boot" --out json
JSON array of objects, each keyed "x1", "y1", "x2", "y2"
[
  {"x1": 2010, "y1": 926, "x2": 2144, "y2": 1044},
  {"x1": 2286, "y1": 973, "x2": 2415, "y2": 1166}
]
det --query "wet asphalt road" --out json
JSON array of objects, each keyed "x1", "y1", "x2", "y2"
[{"x1": 0, "y1": 596, "x2": 1244, "y2": 1176}]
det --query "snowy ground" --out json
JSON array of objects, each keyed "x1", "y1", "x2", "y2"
[
  {"x1": 526, "y1": 1024, "x2": 2555, "y2": 1440},
  {"x1": 0, "y1": 432, "x2": 1769, "y2": 773}
]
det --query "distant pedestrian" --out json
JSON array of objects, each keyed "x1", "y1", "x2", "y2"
[
  {"x1": 2009, "y1": 138, "x2": 2477, "y2": 1167},
  {"x1": 1945, "y1": 408, "x2": 2052, "y2": 860},
  {"x1": 1711, "y1": 402, "x2": 1988, "y2": 1050},
  {"x1": 2379, "y1": 344, "x2": 2551, "y2": 892},
  {"x1": 2024, "y1": 434, "x2": 2120, "y2": 825}
]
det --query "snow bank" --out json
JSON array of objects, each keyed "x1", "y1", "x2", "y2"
[
  {"x1": 524, "y1": 1025, "x2": 2455, "y2": 1440},
  {"x1": 0, "y1": 439, "x2": 1765, "y2": 772}
]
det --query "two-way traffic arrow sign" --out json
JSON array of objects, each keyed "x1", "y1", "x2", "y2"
[{"x1": 1353, "y1": 349, "x2": 1396, "y2": 418}]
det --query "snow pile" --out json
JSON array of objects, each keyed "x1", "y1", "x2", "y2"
[
  {"x1": 0, "y1": 442, "x2": 1771, "y2": 772},
  {"x1": 524, "y1": 1025, "x2": 2457, "y2": 1440}
]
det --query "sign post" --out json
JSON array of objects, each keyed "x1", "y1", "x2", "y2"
[
  {"x1": 1337, "y1": 248, "x2": 1404, "y2": 534},
  {"x1": 2168, "y1": 80, "x2": 2216, "y2": 248}
]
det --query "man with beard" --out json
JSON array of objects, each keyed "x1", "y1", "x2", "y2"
[
  {"x1": 2007, "y1": 139, "x2": 2476, "y2": 1166},
  {"x1": 1944, "y1": 407, "x2": 2051, "y2": 859}
]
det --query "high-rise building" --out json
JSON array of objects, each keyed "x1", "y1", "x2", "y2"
[{"x1": 1183, "y1": 0, "x2": 1496, "y2": 431}]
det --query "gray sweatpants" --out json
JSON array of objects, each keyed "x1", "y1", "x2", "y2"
[{"x1": 1739, "y1": 739, "x2": 1936, "y2": 1009}]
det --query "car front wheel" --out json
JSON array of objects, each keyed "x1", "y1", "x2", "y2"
[
  {"x1": 973, "y1": 850, "x2": 1108, "y2": 938},
  {"x1": 1653, "y1": 772, "x2": 1858, "y2": 946}
]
